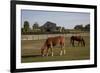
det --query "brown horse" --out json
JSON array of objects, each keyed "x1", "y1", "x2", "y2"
[
  {"x1": 41, "y1": 36, "x2": 65, "y2": 56},
  {"x1": 70, "y1": 36, "x2": 85, "y2": 47}
]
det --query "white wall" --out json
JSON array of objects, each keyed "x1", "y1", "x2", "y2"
[{"x1": 0, "y1": 0, "x2": 99, "y2": 73}]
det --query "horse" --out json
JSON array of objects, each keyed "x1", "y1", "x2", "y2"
[
  {"x1": 70, "y1": 36, "x2": 85, "y2": 47},
  {"x1": 41, "y1": 36, "x2": 65, "y2": 56}
]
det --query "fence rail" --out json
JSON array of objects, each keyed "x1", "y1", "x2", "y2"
[{"x1": 21, "y1": 33, "x2": 89, "y2": 40}]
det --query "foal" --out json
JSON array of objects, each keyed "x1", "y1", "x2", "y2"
[{"x1": 41, "y1": 36, "x2": 65, "y2": 56}]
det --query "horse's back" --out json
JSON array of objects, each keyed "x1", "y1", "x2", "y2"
[
  {"x1": 46, "y1": 36, "x2": 64, "y2": 46},
  {"x1": 54, "y1": 36, "x2": 65, "y2": 45},
  {"x1": 71, "y1": 36, "x2": 82, "y2": 40}
]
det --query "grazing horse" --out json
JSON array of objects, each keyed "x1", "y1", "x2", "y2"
[
  {"x1": 70, "y1": 36, "x2": 85, "y2": 47},
  {"x1": 41, "y1": 36, "x2": 65, "y2": 56}
]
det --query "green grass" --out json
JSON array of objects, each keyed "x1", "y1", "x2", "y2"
[{"x1": 21, "y1": 36, "x2": 90, "y2": 63}]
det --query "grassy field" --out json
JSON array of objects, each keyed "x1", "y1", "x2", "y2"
[{"x1": 21, "y1": 36, "x2": 90, "y2": 63}]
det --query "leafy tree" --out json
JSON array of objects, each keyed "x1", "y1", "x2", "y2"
[
  {"x1": 56, "y1": 26, "x2": 61, "y2": 32},
  {"x1": 84, "y1": 24, "x2": 90, "y2": 31},
  {"x1": 74, "y1": 24, "x2": 83, "y2": 30},
  {"x1": 23, "y1": 21, "x2": 30, "y2": 33},
  {"x1": 21, "y1": 28, "x2": 24, "y2": 33},
  {"x1": 62, "y1": 27, "x2": 65, "y2": 32},
  {"x1": 32, "y1": 22, "x2": 39, "y2": 30}
]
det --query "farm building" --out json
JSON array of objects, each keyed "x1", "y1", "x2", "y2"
[{"x1": 41, "y1": 21, "x2": 57, "y2": 32}]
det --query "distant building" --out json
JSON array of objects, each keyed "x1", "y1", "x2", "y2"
[{"x1": 41, "y1": 21, "x2": 57, "y2": 32}]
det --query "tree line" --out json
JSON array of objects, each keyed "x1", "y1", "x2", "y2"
[
  {"x1": 74, "y1": 24, "x2": 90, "y2": 31},
  {"x1": 21, "y1": 21, "x2": 90, "y2": 34}
]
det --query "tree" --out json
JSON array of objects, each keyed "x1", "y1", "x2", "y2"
[
  {"x1": 21, "y1": 28, "x2": 24, "y2": 33},
  {"x1": 23, "y1": 21, "x2": 30, "y2": 33},
  {"x1": 56, "y1": 26, "x2": 61, "y2": 32},
  {"x1": 62, "y1": 27, "x2": 65, "y2": 32},
  {"x1": 84, "y1": 24, "x2": 90, "y2": 31},
  {"x1": 74, "y1": 24, "x2": 83, "y2": 30},
  {"x1": 32, "y1": 22, "x2": 40, "y2": 33},
  {"x1": 32, "y1": 22, "x2": 39, "y2": 30}
]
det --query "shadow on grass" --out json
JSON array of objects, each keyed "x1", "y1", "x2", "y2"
[{"x1": 22, "y1": 55, "x2": 41, "y2": 58}]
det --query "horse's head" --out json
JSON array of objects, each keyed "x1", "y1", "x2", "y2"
[
  {"x1": 41, "y1": 46, "x2": 44, "y2": 56},
  {"x1": 41, "y1": 45, "x2": 47, "y2": 56}
]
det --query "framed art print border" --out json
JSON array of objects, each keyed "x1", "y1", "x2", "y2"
[{"x1": 10, "y1": 1, "x2": 97, "y2": 73}]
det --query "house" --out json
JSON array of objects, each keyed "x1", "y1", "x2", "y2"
[{"x1": 41, "y1": 21, "x2": 57, "y2": 32}]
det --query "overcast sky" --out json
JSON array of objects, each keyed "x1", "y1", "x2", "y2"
[{"x1": 21, "y1": 10, "x2": 90, "y2": 29}]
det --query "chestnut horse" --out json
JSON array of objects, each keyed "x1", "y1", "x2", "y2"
[
  {"x1": 70, "y1": 36, "x2": 85, "y2": 47},
  {"x1": 41, "y1": 36, "x2": 65, "y2": 56}
]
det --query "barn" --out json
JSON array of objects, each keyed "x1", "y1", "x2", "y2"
[{"x1": 41, "y1": 21, "x2": 57, "y2": 32}]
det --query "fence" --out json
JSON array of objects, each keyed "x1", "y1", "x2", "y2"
[{"x1": 21, "y1": 33, "x2": 89, "y2": 40}]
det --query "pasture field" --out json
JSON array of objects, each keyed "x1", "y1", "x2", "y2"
[{"x1": 21, "y1": 35, "x2": 90, "y2": 63}]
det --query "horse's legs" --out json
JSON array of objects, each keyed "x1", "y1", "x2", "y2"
[
  {"x1": 60, "y1": 44, "x2": 65, "y2": 56},
  {"x1": 51, "y1": 48, "x2": 54, "y2": 56},
  {"x1": 63, "y1": 47, "x2": 66, "y2": 55},
  {"x1": 60, "y1": 47, "x2": 65, "y2": 55},
  {"x1": 78, "y1": 41, "x2": 80, "y2": 46},
  {"x1": 41, "y1": 48, "x2": 45, "y2": 56},
  {"x1": 72, "y1": 40, "x2": 75, "y2": 47},
  {"x1": 62, "y1": 43, "x2": 66, "y2": 55},
  {"x1": 80, "y1": 40, "x2": 83, "y2": 46},
  {"x1": 50, "y1": 46, "x2": 53, "y2": 56},
  {"x1": 60, "y1": 48, "x2": 63, "y2": 56},
  {"x1": 46, "y1": 48, "x2": 49, "y2": 56},
  {"x1": 81, "y1": 41, "x2": 83, "y2": 46},
  {"x1": 83, "y1": 41, "x2": 85, "y2": 46},
  {"x1": 82, "y1": 39, "x2": 85, "y2": 47},
  {"x1": 70, "y1": 39, "x2": 74, "y2": 47}
]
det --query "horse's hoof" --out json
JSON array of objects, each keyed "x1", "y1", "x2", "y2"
[
  {"x1": 60, "y1": 54, "x2": 62, "y2": 56},
  {"x1": 51, "y1": 54, "x2": 53, "y2": 56},
  {"x1": 42, "y1": 55, "x2": 45, "y2": 57},
  {"x1": 64, "y1": 50, "x2": 66, "y2": 55},
  {"x1": 51, "y1": 53, "x2": 54, "y2": 56},
  {"x1": 46, "y1": 55, "x2": 48, "y2": 56}
]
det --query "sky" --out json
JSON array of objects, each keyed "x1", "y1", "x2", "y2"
[{"x1": 21, "y1": 10, "x2": 90, "y2": 29}]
